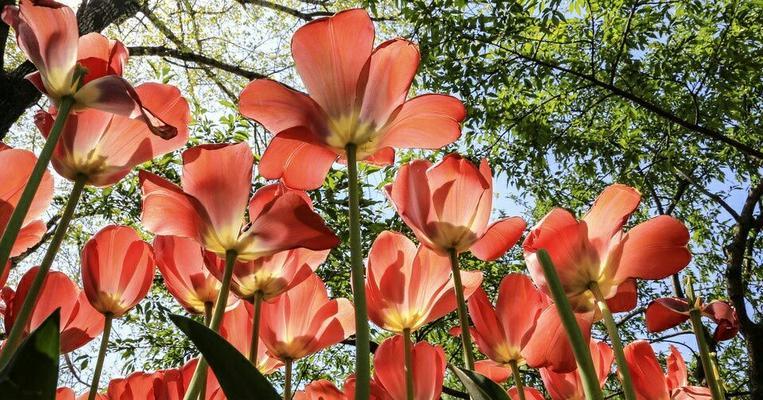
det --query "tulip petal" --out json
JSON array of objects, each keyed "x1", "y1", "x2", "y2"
[
  {"x1": 474, "y1": 360, "x2": 511, "y2": 384},
  {"x1": 523, "y1": 305, "x2": 592, "y2": 373},
  {"x1": 259, "y1": 127, "x2": 337, "y2": 190},
  {"x1": 291, "y1": 8, "x2": 374, "y2": 116},
  {"x1": 76, "y1": 33, "x2": 128, "y2": 84},
  {"x1": 623, "y1": 340, "x2": 670, "y2": 400},
  {"x1": 359, "y1": 39, "x2": 419, "y2": 127},
  {"x1": 374, "y1": 336, "x2": 445, "y2": 400},
  {"x1": 0, "y1": 145, "x2": 55, "y2": 228},
  {"x1": 508, "y1": 387, "x2": 545, "y2": 400},
  {"x1": 645, "y1": 297, "x2": 691, "y2": 333},
  {"x1": 606, "y1": 278, "x2": 638, "y2": 313},
  {"x1": 670, "y1": 386, "x2": 713, "y2": 400},
  {"x1": 614, "y1": 215, "x2": 691, "y2": 281},
  {"x1": 380, "y1": 94, "x2": 466, "y2": 150},
  {"x1": 702, "y1": 300, "x2": 739, "y2": 341},
  {"x1": 384, "y1": 159, "x2": 436, "y2": 249},
  {"x1": 582, "y1": 184, "x2": 641, "y2": 250},
  {"x1": 495, "y1": 274, "x2": 546, "y2": 354},
  {"x1": 239, "y1": 79, "x2": 327, "y2": 135},
  {"x1": 140, "y1": 170, "x2": 208, "y2": 242},
  {"x1": 470, "y1": 217, "x2": 526, "y2": 261},
  {"x1": 666, "y1": 345, "x2": 689, "y2": 391}
]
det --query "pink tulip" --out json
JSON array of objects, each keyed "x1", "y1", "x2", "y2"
[
  {"x1": 540, "y1": 340, "x2": 613, "y2": 400},
  {"x1": 373, "y1": 335, "x2": 446, "y2": 400},
  {"x1": 624, "y1": 341, "x2": 712, "y2": 400},
  {"x1": 294, "y1": 380, "x2": 347, "y2": 400},
  {"x1": 646, "y1": 297, "x2": 739, "y2": 342}
]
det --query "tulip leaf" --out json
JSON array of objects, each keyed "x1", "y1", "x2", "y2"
[
  {"x1": 170, "y1": 314, "x2": 280, "y2": 400},
  {"x1": 449, "y1": 365, "x2": 511, "y2": 400},
  {"x1": 0, "y1": 309, "x2": 60, "y2": 399}
]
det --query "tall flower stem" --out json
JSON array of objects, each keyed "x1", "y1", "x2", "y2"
[
  {"x1": 403, "y1": 328, "x2": 414, "y2": 400},
  {"x1": 284, "y1": 359, "x2": 293, "y2": 400},
  {"x1": 0, "y1": 95, "x2": 75, "y2": 279},
  {"x1": 536, "y1": 250, "x2": 602, "y2": 400},
  {"x1": 0, "y1": 173, "x2": 87, "y2": 369},
  {"x1": 88, "y1": 313, "x2": 113, "y2": 400},
  {"x1": 345, "y1": 143, "x2": 371, "y2": 400},
  {"x1": 589, "y1": 282, "x2": 636, "y2": 400},
  {"x1": 448, "y1": 248, "x2": 475, "y2": 370},
  {"x1": 184, "y1": 250, "x2": 237, "y2": 400},
  {"x1": 509, "y1": 360, "x2": 525, "y2": 400},
  {"x1": 204, "y1": 302, "x2": 213, "y2": 326},
  {"x1": 686, "y1": 278, "x2": 724, "y2": 400},
  {"x1": 249, "y1": 291, "x2": 263, "y2": 363}
]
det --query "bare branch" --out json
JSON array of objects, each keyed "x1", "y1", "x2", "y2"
[{"x1": 128, "y1": 46, "x2": 266, "y2": 80}]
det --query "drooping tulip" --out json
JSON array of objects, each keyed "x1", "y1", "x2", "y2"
[
  {"x1": 366, "y1": 231, "x2": 483, "y2": 334},
  {"x1": 219, "y1": 301, "x2": 283, "y2": 374},
  {"x1": 34, "y1": 83, "x2": 190, "y2": 187},
  {"x1": 239, "y1": 9, "x2": 466, "y2": 190},
  {"x1": 523, "y1": 184, "x2": 691, "y2": 314},
  {"x1": 260, "y1": 271, "x2": 355, "y2": 361},
  {"x1": 154, "y1": 235, "x2": 238, "y2": 315},
  {"x1": 385, "y1": 154, "x2": 526, "y2": 261},
  {"x1": 624, "y1": 341, "x2": 712, "y2": 400},
  {"x1": 540, "y1": 340, "x2": 614, "y2": 400},
  {"x1": 0, "y1": 144, "x2": 54, "y2": 259},
  {"x1": 2, "y1": 267, "x2": 104, "y2": 353},
  {"x1": 508, "y1": 387, "x2": 545, "y2": 400},
  {"x1": 373, "y1": 335, "x2": 446, "y2": 400},
  {"x1": 81, "y1": 225, "x2": 155, "y2": 317},
  {"x1": 1, "y1": 0, "x2": 178, "y2": 137},
  {"x1": 646, "y1": 297, "x2": 739, "y2": 342},
  {"x1": 140, "y1": 143, "x2": 339, "y2": 261}
]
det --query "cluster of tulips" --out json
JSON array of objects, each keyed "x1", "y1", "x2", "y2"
[{"x1": 0, "y1": 1, "x2": 742, "y2": 400}]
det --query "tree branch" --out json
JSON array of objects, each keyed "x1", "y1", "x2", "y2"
[{"x1": 128, "y1": 46, "x2": 266, "y2": 80}]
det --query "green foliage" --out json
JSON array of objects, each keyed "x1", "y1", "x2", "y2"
[
  {"x1": 450, "y1": 365, "x2": 510, "y2": 400},
  {"x1": 0, "y1": 310, "x2": 60, "y2": 399}
]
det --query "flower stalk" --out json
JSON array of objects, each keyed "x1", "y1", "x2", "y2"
[
  {"x1": 448, "y1": 248, "x2": 475, "y2": 370},
  {"x1": 509, "y1": 360, "x2": 526, "y2": 400},
  {"x1": 403, "y1": 328, "x2": 414, "y2": 400},
  {"x1": 87, "y1": 313, "x2": 113, "y2": 400},
  {"x1": 686, "y1": 278, "x2": 725, "y2": 400},
  {"x1": 249, "y1": 291, "x2": 263, "y2": 363},
  {"x1": 284, "y1": 359, "x2": 293, "y2": 400}
]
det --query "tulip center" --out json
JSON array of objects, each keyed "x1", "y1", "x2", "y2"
[
  {"x1": 325, "y1": 113, "x2": 380, "y2": 157},
  {"x1": 384, "y1": 309, "x2": 426, "y2": 333}
]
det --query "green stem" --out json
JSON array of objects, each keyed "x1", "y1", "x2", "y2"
[
  {"x1": 198, "y1": 302, "x2": 212, "y2": 400},
  {"x1": 88, "y1": 314, "x2": 113, "y2": 400},
  {"x1": 345, "y1": 143, "x2": 371, "y2": 400},
  {"x1": 448, "y1": 248, "x2": 475, "y2": 370},
  {"x1": 0, "y1": 173, "x2": 86, "y2": 369},
  {"x1": 536, "y1": 250, "x2": 602, "y2": 400},
  {"x1": 249, "y1": 292, "x2": 263, "y2": 363},
  {"x1": 689, "y1": 309, "x2": 725, "y2": 400},
  {"x1": 0, "y1": 95, "x2": 75, "y2": 278},
  {"x1": 183, "y1": 250, "x2": 237, "y2": 400},
  {"x1": 204, "y1": 302, "x2": 213, "y2": 326},
  {"x1": 403, "y1": 329, "x2": 414, "y2": 400},
  {"x1": 509, "y1": 360, "x2": 525, "y2": 400},
  {"x1": 589, "y1": 282, "x2": 636, "y2": 400},
  {"x1": 284, "y1": 359, "x2": 293, "y2": 400}
]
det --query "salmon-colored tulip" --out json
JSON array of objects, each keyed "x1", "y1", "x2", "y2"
[
  {"x1": 624, "y1": 341, "x2": 712, "y2": 400},
  {"x1": 645, "y1": 297, "x2": 739, "y2": 342},
  {"x1": 220, "y1": 301, "x2": 283, "y2": 374},
  {"x1": 56, "y1": 388, "x2": 75, "y2": 400},
  {"x1": 523, "y1": 184, "x2": 691, "y2": 313},
  {"x1": 0, "y1": 144, "x2": 54, "y2": 258},
  {"x1": 180, "y1": 359, "x2": 225, "y2": 400},
  {"x1": 385, "y1": 154, "x2": 526, "y2": 261},
  {"x1": 294, "y1": 380, "x2": 347, "y2": 400},
  {"x1": 373, "y1": 335, "x2": 446, "y2": 400},
  {"x1": 107, "y1": 371, "x2": 161, "y2": 400},
  {"x1": 260, "y1": 271, "x2": 354, "y2": 361},
  {"x1": 140, "y1": 144, "x2": 339, "y2": 260},
  {"x1": 540, "y1": 340, "x2": 613, "y2": 400},
  {"x1": 1, "y1": 1, "x2": 177, "y2": 138},
  {"x1": 342, "y1": 374, "x2": 394, "y2": 400},
  {"x1": 2, "y1": 267, "x2": 104, "y2": 353},
  {"x1": 154, "y1": 235, "x2": 238, "y2": 315},
  {"x1": 239, "y1": 9, "x2": 466, "y2": 190},
  {"x1": 81, "y1": 225, "x2": 155, "y2": 317},
  {"x1": 366, "y1": 231, "x2": 483, "y2": 333},
  {"x1": 34, "y1": 83, "x2": 190, "y2": 187},
  {"x1": 508, "y1": 387, "x2": 544, "y2": 400}
]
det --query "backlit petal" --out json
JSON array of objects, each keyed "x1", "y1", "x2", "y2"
[
  {"x1": 259, "y1": 128, "x2": 337, "y2": 190},
  {"x1": 645, "y1": 297, "x2": 691, "y2": 333},
  {"x1": 470, "y1": 217, "x2": 526, "y2": 261},
  {"x1": 380, "y1": 94, "x2": 465, "y2": 150},
  {"x1": 614, "y1": 216, "x2": 691, "y2": 281}
]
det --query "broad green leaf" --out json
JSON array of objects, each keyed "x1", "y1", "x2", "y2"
[
  {"x1": 449, "y1": 365, "x2": 510, "y2": 400},
  {"x1": 170, "y1": 314, "x2": 280, "y2": 400},
  {"x1": 0, "y1": 309, "x2": 60, "y2": 399}
]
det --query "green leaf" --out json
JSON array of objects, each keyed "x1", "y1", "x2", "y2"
[
  {"x1": 0, "y1": 309, "x2": 60, "y2": 399},
  {"x1": 169, "y1": 314, "x2": 280, "y2": 400},
  {"x1": 449, "y1": 365, "x2": 510, "y2": 400}
]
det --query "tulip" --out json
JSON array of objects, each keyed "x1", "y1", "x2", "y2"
[
  {"x1": 523, "y1": 184, "x2": 692, "y2": 400},
  {"x1": 624, "y1": 341, "x2": 713, "y2": 400},
  {"x1": 140, "y1": 143, "x2": 338, "y2": 399},
  {"x1": 80, "y1": 225, "x2": 155, "y2": 400},
  {"x1": 385, "y1": 153, "x2": 526, "y2": 369},
  {"x1": 260, "y1": 271, "x2": 355, "y2": 399},
  {"x1": 34, "y1": 82, "x2": 190, "y2": 187},
  {"x1": 56, "y1": 388, "x2": 75, "y2": 400},
  {"x1": 154, "y1": 235, "x2": 239, "y2": 317},
  {"x1": 180, "y1": 359, "x2": 225, "y2": 400},
  {"x1": 540, "y1": 340, "x2": 613, "y2": 400},
  {"x1": 107, "y1": 371, "x2": 162, "y2": 399},
  {"x1": 373, "y1": 335, "x2": 446, "y2": 400},
  {"x1": 219, "y1": 301, "x2": 283, "y2": 374},
  {"x1": 1, "y1": 267, "x2": 104, "y2": 353},
  {"x1": 646, "y1": 298, "x2": 739, "y2": 342},
  {"x1": 508, "y1": 387, "x2": 544, "y2": 400},
  {"x1": 294, "y1": 380, "x2": 347, "y2": 400}
]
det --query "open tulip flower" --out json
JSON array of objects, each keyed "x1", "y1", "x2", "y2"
[
  {"x1": 238, "y1": 8, "x2": 466, "y2": 190},
  {"x1": 219, "y1": 301, "x2": 283, "y2": 374},
  {"x1": 2, "y1": 267, "x2": 103, "y2": 353},
  {"x1": 81, "y1": 225, "x2": 155, "y2": 318},
  {"x1": 260, "y1": 271, "x2": 355, "y2": 362},
  {"x1": 140, "y1": 143, "x2": 339, "y2": 261},
  {"x1": 646, "y1": 297, "x2": 739, "y2": 342},
  {"x1": 366, "y1": 230, "x2": 483, "y2": 334},
  {"x1": 1, "y1": 0, "x2": 179, "y2": 138},
  {"x1": 34, "y1": 82, "x2": 190, "y2": 187},
  {"x1": 0, "y1": 144, "x2": 54, "y2": 259},
  {"x1": 624, "y1": 341, "x2": 712, "y2": 400},
  {"x1": 540, "y1": 340, "x2": 614, "y2": 400},
  {"x1": 372, "y1": 335, "x2": 446, "y2": 400},
  {"x1": 385, "y1": 154, "x2": 526, "y2": 261},
  {"x1": 154, "y1": 235, "x2": 238, "y2": 315},
  {"x1": 523, "y1": 183, "x2": 691, "y2": 314}
]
